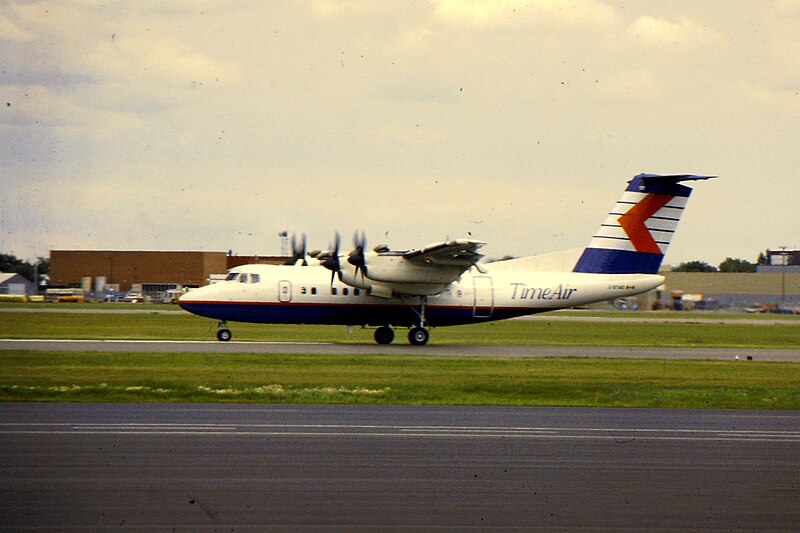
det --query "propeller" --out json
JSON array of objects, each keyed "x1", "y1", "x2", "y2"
[
  {"x1": 318, "y1": 231, "x2": 342, "y2": 285},
  {"x1": 347, "y1": 230, "x2": 368, "y2": 281},
  {"x1": 284, "y1": 232, "x2": 308, "y2": 266}
]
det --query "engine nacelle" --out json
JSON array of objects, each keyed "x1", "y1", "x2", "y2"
[
  {"x1": 362, "y1": 254, "x2": 465, "y2": 284},
  {"x1": 338, "y1": 266, "x2": 450, "y2": 297}
]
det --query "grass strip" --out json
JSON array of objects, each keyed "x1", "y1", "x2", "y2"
[
  {"x1": 3, "y1": 302, "x2": 799, "y2": 321},
  {"x1": 2, "y1": 311, "x2": 798, "y2": 348},
  {"x1": 1, "y1": 350, "x2": 798, "y2": 409}
]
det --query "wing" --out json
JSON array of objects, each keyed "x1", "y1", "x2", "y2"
[
  {"x1": 403, "y1": 239, "x2": 485, "y2": 268},
  {"x1": 325, "y1": 237, "x2": 487, "y2": 297}
]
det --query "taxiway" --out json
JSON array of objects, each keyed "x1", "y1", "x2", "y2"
[{"x1": 2, "y1": 338, "x2": 799, "y2": 361}]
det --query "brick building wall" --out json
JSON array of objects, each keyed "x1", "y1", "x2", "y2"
[
  {"x1": 50, "y1": 251, "x2": 228, "y2": 291},
  {"x1": 226, "y1": 255, "x2": 289, "y2": 269}
]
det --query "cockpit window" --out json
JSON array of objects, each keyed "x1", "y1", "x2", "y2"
[
  {"x1": 226, "y1": 272, "x2": 239, "y2": 282},
  {"x1": 239, "y1": 273, "x2": 249, "y2": 283},
  {"x1": 250, "y1": 274, "x2": 260, "y2": 284}
]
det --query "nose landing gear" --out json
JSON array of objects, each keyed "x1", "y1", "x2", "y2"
[{"x1": 216, "y1": 321, "x2": 232, "y2": 342}]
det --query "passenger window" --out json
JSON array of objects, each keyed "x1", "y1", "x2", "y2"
[
  {"x1": 354, "y1": 288, "x2": 360, "y2": 296},
  {"x1": 311, "y1": 287, "x2": 317, "y2": 295},
  {"x1": 251, "y1": 274, "x2": 260, "y2": 283},
  {"x1": 301, "y1": 287, "x2": 307, "y2": 295},
  {"x1": 457, "y1": 290, "x2": 463, "y2": 298},
  {"x1": 331, "y1": 287, "x2": 338, "y2": 295},
  {"x1": 343, "y1": 288, "x2": 349, "y2": 296}
]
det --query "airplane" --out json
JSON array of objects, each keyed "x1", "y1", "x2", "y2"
[{"x1": 179, "y1": 173, "x2": 713, "y2": 344}]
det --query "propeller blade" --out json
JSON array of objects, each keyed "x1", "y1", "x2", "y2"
[
  {"x1": 319, "y1": 231, "x2": 342, "y2": 278},
  {"x1": 347, "y1": 230, "x2": 368, "y2": 280},
  {"x1": 285, "y1": 232, "x2": 309, "y2": 265}
]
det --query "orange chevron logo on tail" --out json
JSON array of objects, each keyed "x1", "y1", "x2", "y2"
[{"x1": 617, "y1": 194, "x2": 673, "y2": 254}]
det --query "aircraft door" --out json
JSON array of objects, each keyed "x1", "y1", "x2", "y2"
[
  {"x1": 278, "y1": 280, "x2": 292, "y2": 303},
  {"x1": 472, "y1": 276, "x2": 494, "y2": 318}
]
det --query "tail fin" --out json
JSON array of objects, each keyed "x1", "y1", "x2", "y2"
[{"x1": 573, "y1": 173, "x2": 714, "y2": 274}]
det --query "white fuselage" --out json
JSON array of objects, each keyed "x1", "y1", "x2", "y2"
[{"x1": 179, "y1": 263, "x2": 663, "y2": 327}]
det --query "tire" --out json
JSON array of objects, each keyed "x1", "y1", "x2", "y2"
[
  {"x1": 408, "y1": 327, "x2": 429, "y2": 346},
  {"x1": 374, "y1": 326, "x2": 394, "y2": 345},
  {"x1": 217, "y1": 328, "x2": 232, "y2": 342}
]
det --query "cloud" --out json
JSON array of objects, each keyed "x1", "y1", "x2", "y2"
[
  {"x1": 83, "y1": 34, "x2": 241, "y2": 88},
  {"x1": 309, "y1": 0, "x2": 381, "y2": 17},
  {"x1": 627, "y1": 15, "x2": 721, "y2": 46},
  {"x1": 0, "y1": 14, "x2": 36, "y2": 41},
  {"x1": 772, "y1": 0, "x2": 800, "y2": 16},
  {"x1": 2, "y1": 1, "x2": 799, "y2": 265},
  {"x1": 595, "y1": 70, "x2": 661, "y2": 102},
  {"x1": 1, "y1": 84, "x2": 144, "y2": 136},
  {"x1": 762, "y1": 3, "x2": 800, "y2": 92},
  {"x1": 391, "y1": 27, "x2": 436, "y2": 51},
  {"x1": 430, "y1": 0, "x2": 616, "y2": 27}
]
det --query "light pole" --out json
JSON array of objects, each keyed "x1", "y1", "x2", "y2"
[{"x1": 779, "y1": 246, "x2": 787, "y2": 303}]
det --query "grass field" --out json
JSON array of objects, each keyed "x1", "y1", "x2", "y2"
[
  {"x1": 1, "y1": 306, "x2": 798, "y2": 408},
  {"x1": 1, "y1": 308, "x2": 798, "y2": 347},
  {"x1": 2, "y1": 350, "x2": 798, "y2": 409}
]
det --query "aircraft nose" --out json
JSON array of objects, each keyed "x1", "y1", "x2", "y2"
[
  {"x1": 178, "y1": 287, "x2": 201, "y2": 308},
  {"x1": 177, "y1": 290, "x2": 190, "y2": 310}
]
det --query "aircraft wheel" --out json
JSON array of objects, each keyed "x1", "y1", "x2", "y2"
[
  {"x1": 217, "y1": 328, "x2": 232, "y2": 342},
  {"x1": 374, "y1": 326, "x2": 394, "y2": 345},
  {"x1": 408, "y1": 327, "x2": 429, "y2": 346}
]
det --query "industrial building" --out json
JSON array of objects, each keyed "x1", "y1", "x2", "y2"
[
  {"x1": 49, "y1": 250, "x2": 287, "y2": 297},
  {"x1": 661, "y1": 271, "x2": 800, "y2": 309},
  {"x1": 47, "y1": 249, "x2": 798, "y2": 310},
  {"x1": 0, "y1": 272, "x2": 36, "y2": 296},
  {"x1": 659, "y1": 248, "x2": 800, "y2": 309},
  {"x1": 50, "y1": 250, "x2": 226, "y2": 292}
]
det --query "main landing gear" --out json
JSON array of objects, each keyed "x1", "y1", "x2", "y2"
[
  {"x1": 408, "y1": 295, "x2": 430, "y2": 346},
  {"x1": 408, "y1": 327, "x2": 429, "y2": 346},
  {"x1": 373, "y1": 296, "x2": 431, "y2": 346},
  {"x1": 216, "y1": 321, "x2": 232, "y2": 342},
  {"x1": 373, "y1": 325, "x2": 430, "y2": 345},
  {"x1": 374, "y1": 326, "x2": 394, "y2": 345}
]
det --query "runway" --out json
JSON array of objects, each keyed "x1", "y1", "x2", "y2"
[
  {"x1": 2, "y1": 403, "x2": 799, "y2": 531},
  {"x1": 2, "y1": 338, "x2": 799, "y2": 361}
]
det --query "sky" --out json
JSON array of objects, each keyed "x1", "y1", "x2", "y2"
[{"x1": 2, "y1": 0, "x2": 799, "y2": 266}]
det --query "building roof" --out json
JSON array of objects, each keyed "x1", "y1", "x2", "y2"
[{"x1": 0, "y1": 272, "x2": 34, "y2": 285}]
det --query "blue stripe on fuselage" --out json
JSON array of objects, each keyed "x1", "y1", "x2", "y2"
[{"x1": 179, "y1": 301, "x2": 536, "y2": 327}]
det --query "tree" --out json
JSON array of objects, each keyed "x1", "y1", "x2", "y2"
[
  {"x1": 0, "y1": 253, "x2": 27, "y2": 277},
  {"x1": 718, "y1": 257, "x2": 756, "y2": 273},
  {"x1": 672, "y1": 261, "x2": 718, "y2": 273},
  {"x1": 0, "y1": 253, "x2": 49, "y2": 282},
  {"x1": 756, "y1": 251, "x2": 769, "y2": 266},
  {"x1": 36, "y1": 257, "x2": 51, "y2": 278}
]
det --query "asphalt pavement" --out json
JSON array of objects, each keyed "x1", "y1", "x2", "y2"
[
  {"x1": 2, "y1": 338, "x2": 799, "y2": 361},
  {"x1": 2, "y1": 403, "x2": 798, "y2": 531}
]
